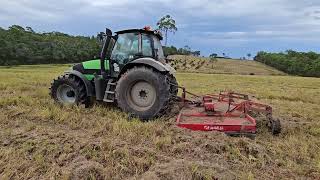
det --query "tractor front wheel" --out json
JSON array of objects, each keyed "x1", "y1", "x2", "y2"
[
  {"x1": 50, "y1": 74, "x2": 89, "y2": 106},
  {"x1": 116, "y1": 67, "x2": 171, "y2": 120}
]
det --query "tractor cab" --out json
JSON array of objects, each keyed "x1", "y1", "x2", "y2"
[{"x1": 100, "y1": 27, "x2": 166, "y2": 78}]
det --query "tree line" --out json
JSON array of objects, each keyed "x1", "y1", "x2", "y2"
[
  {"x1": 163, "y1": 45, "x2": 201, "y2": 56},
  {"x1": 0, "y1": 25, "x2": 100, "y2": 65},
  {"x1": 0, "y1": 24, "x2": 196, "y2": 66},
  {"x1": 254, "y1": 50, "x2": 320, "y2": 77}
]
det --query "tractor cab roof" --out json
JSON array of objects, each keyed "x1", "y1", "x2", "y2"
[{"x1": 115, "y1": 28, "x2": 163, "y2": 40}]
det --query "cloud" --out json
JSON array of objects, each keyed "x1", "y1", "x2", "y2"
[
  {"x1": 0, "y1": 1, "x2": 63, "y2": 22},
  {"x1": 0, "y1": 0, "x2": 319, "y2": 56}
]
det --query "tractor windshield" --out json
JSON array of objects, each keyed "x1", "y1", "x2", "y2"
[{"x1": 111, "y1": 32, "x2": 165, "y2": 65}]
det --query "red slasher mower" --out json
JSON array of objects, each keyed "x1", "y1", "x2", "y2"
[{"x1": 175, "y1": 88, "x2": 281, "y2": 137}]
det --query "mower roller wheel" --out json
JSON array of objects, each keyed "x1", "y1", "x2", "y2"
[{"x1": 270, "y1": 119, "x2": 281, "y2": 135}]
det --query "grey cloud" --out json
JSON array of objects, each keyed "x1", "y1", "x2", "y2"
[{"x1": 0, "y1": 0, "x2": 319, "y2": 56}]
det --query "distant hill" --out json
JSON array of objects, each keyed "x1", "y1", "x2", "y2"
[{"x1": 169, "y1": 55, "x2": 286, "y2": 76}]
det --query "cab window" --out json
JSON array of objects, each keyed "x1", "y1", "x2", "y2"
[
  {"x1": 153, "y1": 36, "x2": 165, "y2": 60},
  {"x1": 111, "y1": 33, "x2": 139, "y2": 65},
  {"x1": 141, "y1": 34, "x2": 153, "y2": 57}
]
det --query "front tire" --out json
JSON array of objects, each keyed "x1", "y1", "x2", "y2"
[
  {"x1": 116, "y1": 67, "x2": 171, "y2": 120},
  {"x1": 50, "y1": 74, "x2": 88, "y2": 106}
]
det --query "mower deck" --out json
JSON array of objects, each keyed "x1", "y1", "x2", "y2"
[
  {"x1": 177, "y1": 105, "x2": 256, "y2": 135},
  {"x1": 176, "y1": 91, "x2": 281, "y2": 136}
]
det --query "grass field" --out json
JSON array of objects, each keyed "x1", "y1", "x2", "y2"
[
  {"x1": 169, "y1": 55, "x2": 285, "y2": 76},
  {"x1": 0, "y1": 63, "x2": 320, "y2": 179}
]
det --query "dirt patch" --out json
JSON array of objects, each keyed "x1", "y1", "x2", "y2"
[{"x1": 64, "y1": 156, "x2": 106, "y2": 180}]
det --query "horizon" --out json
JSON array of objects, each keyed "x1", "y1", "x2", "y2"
[{"x1": 1, "y1": 0, "x2": 320, "y2": 58}]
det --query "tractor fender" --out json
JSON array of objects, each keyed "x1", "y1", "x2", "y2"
[
  {"x1": 120, "y1": 58, "x2": 176, "y2": 76},
  {"x1": 64, "y1": 70, "x2": 94, "y2": 96}
]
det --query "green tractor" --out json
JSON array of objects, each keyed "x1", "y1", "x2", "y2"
[{"x1": 50, "y1": 27, "x2": 178, "y2": 120}]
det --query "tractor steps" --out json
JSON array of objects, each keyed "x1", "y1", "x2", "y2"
[
  {"x1": 103, "y1": 80, "x2": 116, "y2": 103},
  {"x1": 107, "y1": 82, "x2": 116, "y2": 86},
  {"x1": 105, "y1": 91, "x2": 115, "y2": 94}
]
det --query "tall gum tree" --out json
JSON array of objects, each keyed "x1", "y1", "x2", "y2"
[{"x1": 156, "y1": 15, "x2": 177, "y2": 46}]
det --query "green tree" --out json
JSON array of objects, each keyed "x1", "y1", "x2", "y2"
[
  {"x1": 254, "y1": 50, "x2": 320, "y2": 77},
  {"x1": 247, "y1": 53, "x2": 251, "y2": 60},
  {"x1": 157, "y1": 15, "x2": 177, "y2": 46},
  {"x1": 163, "y1": 46, "x2": 178, "y2": 56},
  {"x1": 9, "y1": 25, "x2": 25, "y2": 31},
  {"x1": 210, "y1": 53, "x2": 218, "y2": 58},
  {"x1": 193, "y1": 51, "x2": 200, "y2": 57},
  {"x1": 183, "y1": 45, "x2": 191, "y2": 55},
  {"x1": 26, "y1": 26, "x2": 35, "y2": 33}
]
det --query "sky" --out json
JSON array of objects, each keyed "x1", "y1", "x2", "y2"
[{"x1": 0, "y1": 0, "x2": 320, "y2": 58}]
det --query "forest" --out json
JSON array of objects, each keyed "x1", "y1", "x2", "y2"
[
  {"x1": 0, "y1": 25, "x2": 100, "y2": 65},
  {"x1": 0, "y1": 25, "x2": 198, "y2": 66},
  {"x1": 254, "y1": 50, "x2": 320, "y2": 77}
]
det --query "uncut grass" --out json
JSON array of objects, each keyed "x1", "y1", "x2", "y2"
[{"x1": 0, "y1": 65, "x2": 320, "y2": 179}]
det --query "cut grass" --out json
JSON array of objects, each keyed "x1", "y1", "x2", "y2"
[{"x1": 0, "y1": 64, "x2": 320, "y2": 179}]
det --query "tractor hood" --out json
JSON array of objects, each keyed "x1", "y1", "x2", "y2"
[
  {"x1": 72, "y1": 59, "x2": 110, "y2": 81},
  {"x1": 81, "y1": 59, "x2": 109, "y2": 70}
]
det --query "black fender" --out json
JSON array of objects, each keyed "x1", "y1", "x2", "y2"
[
  {"x1": 65, "y1": 70, "x2": 94, "y2": 96},
  {"x1": 120, "y1": 58, "x2": 175, "y2": 76}
]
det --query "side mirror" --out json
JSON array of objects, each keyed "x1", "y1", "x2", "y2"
[{"x1": 106, "y1": 28, "x2": 112, "y2": 36}]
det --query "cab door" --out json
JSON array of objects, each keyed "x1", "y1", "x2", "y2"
[
  {"x1": 110, "y1": 32, "x2": 140, "y2": 75},
  {"x1": 141, "y1": 33, "x2": 154, "y2": 58}
]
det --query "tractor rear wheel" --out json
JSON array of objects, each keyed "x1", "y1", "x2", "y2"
[
  {"x1": 116, "y1": 67, "x2": 171, "y2": 120},
  {"x1": 50, "y1": 74, "x2": 89, "y2": 106},
  {"x1": 169, "y1": 75, "x2": 178, "y2": 97}
]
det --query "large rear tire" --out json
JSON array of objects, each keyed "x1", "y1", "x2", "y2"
[
  {"x1": 50, "y1": 74, "x2": 89, "y2": 106},
  {"x1": 116, "y1": 67, "x2": 171, "y2": 120},
  {"x1": 168, "y1": 74, "x2": 178, "y2": 98}
]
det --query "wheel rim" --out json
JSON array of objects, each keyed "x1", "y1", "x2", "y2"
[
  {"x1": 127, "y1": 81, "x2": 156, "y2": 111},
  {"x1": 56, "y1": 84, "x2": 76, "y2": 104}
]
